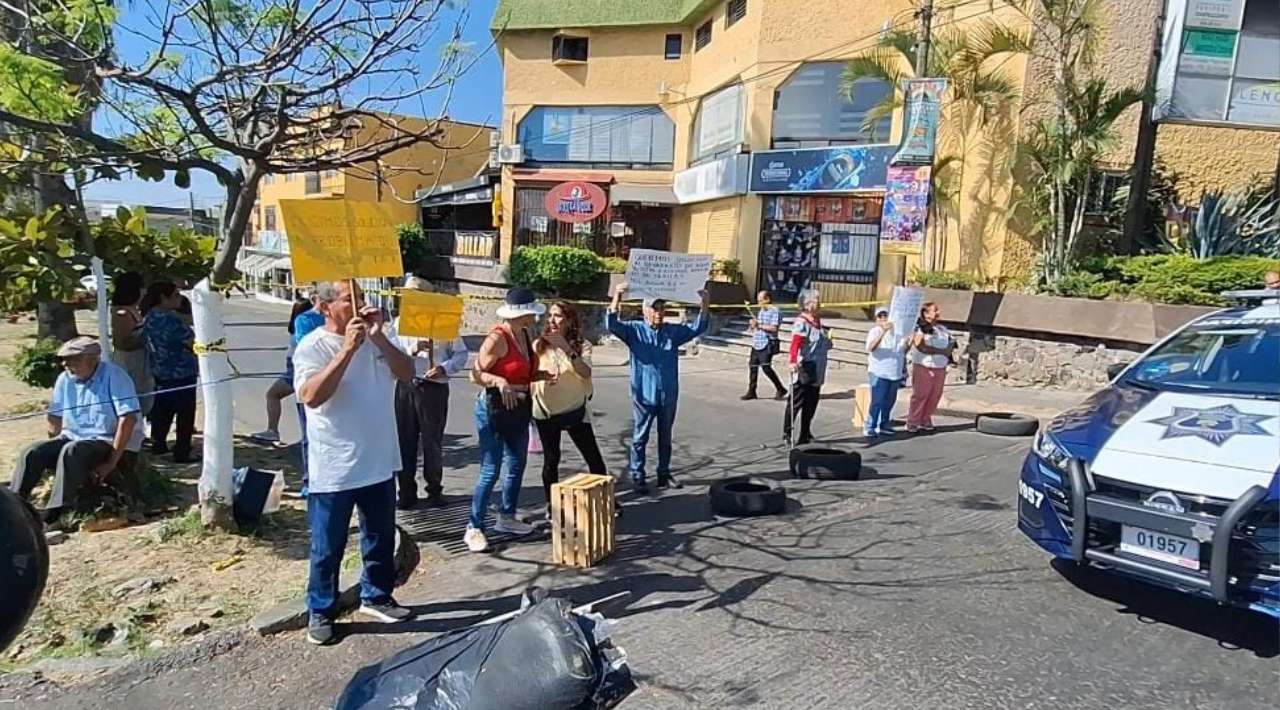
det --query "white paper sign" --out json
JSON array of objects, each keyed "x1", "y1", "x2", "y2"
[
  {"x1": 1185, "y1": 0, "x2": 1245, "y2": 30},
  {"x1": 888, "y1": 286, "x2": 925, "y2": 339},
  {"x1": 624, "y1": 249, "x2": 713, "y2": 303}
]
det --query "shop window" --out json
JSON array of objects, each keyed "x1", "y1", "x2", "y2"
[
  {"x1": 772, "y1": 63, "x2": 893, "y2": 146},
  {"x1": 758, "y1": 195, "x2": 882, "y2": 301},
  {"x1": 517, "y1": 105, "x2": 675, "y2": 168},
  {"x1": 552, "y1": 34, "x2": 589, "y2": 63},
  {"x1": 263, "y1": 205, "x2": 277, "y2": 232},
  {"x1": 665, "y1": 33, "x2": 683, "y2": 60},
  {"x1": 695, "y1": 21, "x2": 712, "y2": 51},
  {"x1": 692, "y1": 83, "x2": 746, "y2": 164},
  {"x1": 726, "y1": 0, "x2": 747, "y2": 27}
]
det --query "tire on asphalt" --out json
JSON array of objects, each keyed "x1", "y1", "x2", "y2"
[
  {"x1": 789, "y1": 445, "x2": 862, "y2": 480},
  {"x1": 709, "y1": 477, "x2": 787, "y2": 517},
  {"x1": 975, "y1": 412, "x2": 1039, "y2": 437}
]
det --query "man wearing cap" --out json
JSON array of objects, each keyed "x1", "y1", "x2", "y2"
[
  {"x1": 392, "y1": 276, "x2": 468, "y2": 510},
  {"x1": 606, "y1": 282, "x2": 710, "y2": 494},
  {"x1": 9, "y1": 337, "x2": 144, "y2": 522}
]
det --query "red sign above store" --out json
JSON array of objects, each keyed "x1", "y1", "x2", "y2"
[{"x1": 544, "y1": 181, "x2": 607, "y2": 223}]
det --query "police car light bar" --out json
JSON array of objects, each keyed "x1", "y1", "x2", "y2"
[{"x1": 1221, "y1": 289, "x2": 1279, "y2": 304}]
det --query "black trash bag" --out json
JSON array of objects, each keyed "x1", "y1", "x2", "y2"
[
  {"x1": 336, "y1": 590, "x2": 630, "y2": 710},
  {"x1": 0, "y1": 487, "x2": 49, "y2": 652}
]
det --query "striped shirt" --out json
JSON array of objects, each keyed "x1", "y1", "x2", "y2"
[{"x1": 753, "y1": 306, "x2": 781, "y2": 350}]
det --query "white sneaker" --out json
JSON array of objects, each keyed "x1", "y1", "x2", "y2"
[
  {"x1": 249, "y1": 429, "x2": 280, "y2": 443},
  {"x1": 463, "y1": 527, "x2": 489, "y2": 553},
  {"x1": 494, "y1": 514, "x2": 534, "y2": 536}
]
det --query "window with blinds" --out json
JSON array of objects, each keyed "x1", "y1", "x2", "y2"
[
  {"x1": 727, "y1": 0, "x2": 747, "y2": 27},
  {"x1": 695, "y1": 21, "x2": 712, "y2": 51}
]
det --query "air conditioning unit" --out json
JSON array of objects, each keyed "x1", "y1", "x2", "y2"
[
  {"x1": 497, "y1": 144, "x2": 525, "y2": 164},
  {"x1": 488, "y1": 131, "x2": 500, "y2": 148},
  {"x1": 487, "y1": 151, "x2": 500, "y2": 170}
]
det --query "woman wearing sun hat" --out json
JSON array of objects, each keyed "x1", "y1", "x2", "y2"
[{"x1": 464, "y1": 287, "x2": 555, "y2": 553}]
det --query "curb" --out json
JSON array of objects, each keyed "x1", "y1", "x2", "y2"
[{"x1": 250, "y1": 525, "x2": 420, "y2": 636}]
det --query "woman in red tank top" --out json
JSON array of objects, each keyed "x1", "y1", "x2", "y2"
[{"x1": 464, "y1": 288, "x2": 554, "y2": 552}]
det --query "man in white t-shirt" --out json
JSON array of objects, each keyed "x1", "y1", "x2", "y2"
[
  {"x1": 863, "y1": 306, "x2": 910, "y2": 437},
  {"x1": 293, "y1": 280, "x2": 415, "y2": 645}
]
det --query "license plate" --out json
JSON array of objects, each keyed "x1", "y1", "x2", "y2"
[{"x1": 1120, "y1": 525, "x2": 1200, "y2": 570}]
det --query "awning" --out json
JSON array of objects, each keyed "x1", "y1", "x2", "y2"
[
  {"x1": 421, "y1": 185, "x2": 494, "y2": 207},
  {"x1": 610, "y1": 183, "x2": 678, "y2": 206},
  {"x1": 270, "y1": 257, "x2": 293, "y2": 271},
  {"x1": 236, "y1": 252, "x2": 278, "y2": 278}
]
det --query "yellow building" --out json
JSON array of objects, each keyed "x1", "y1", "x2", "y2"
[
  {"x1": 492, "y1": 0, "x2": 1279, "y2": 303},
  {"x1": 240, "y1": 115, "x2": 495, "y2": 297}
]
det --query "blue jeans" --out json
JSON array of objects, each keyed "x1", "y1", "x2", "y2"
[
  {"x1": 306, "y1": 478, "x2": 396, "y2": 618},
  {"x1": 630, "y1": 399, "x2": 677, "y2": 483},
  {"x1": 867, "y1": 374, "x2": 902, "y2": 433},
  {"x1": 296, "y1": 403, "x2": 309, "y2": 490},
  {"x1": 468, "y1": 396, "x2": 530, "y2": 530}
]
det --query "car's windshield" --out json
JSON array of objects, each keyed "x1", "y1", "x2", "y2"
[{"x1": 1125, "y1": 319, "x2": 1280, "y2": 398}]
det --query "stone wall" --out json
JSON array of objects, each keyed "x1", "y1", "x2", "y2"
[{"x1": 947, "y1": 327, "x2": 1144, "y2": 391}]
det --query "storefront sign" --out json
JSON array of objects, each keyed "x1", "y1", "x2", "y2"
[
  {"x1": 624, "y1": 249, "x2": 713, "y2": 304},
  {"x1": 879, "y1": 165, "x2": 932, "y2": 256},
  {"x1": 1229, "y1": 80, "x2": 1280, "y2": 125},
  {"x1": 1185, "y1": 0, "x2": 1245, "y2": 30},
  {"x1": 748, "y1": 144, "x2": 894, "y2": 193},
  {"x1": 1178, "y1": 28, "x2": 1236, "y2": 75},
  {"x1": 543, "y1": 181, "x2": 607, "y2": 223},
  {"x1": 893, "y1": 78, "x2": 947, "y2": 165},
  {"x1": 673, "y1": 154, "x2": 749, "y2": 204}
]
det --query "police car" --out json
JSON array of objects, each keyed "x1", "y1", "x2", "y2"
[{"x1": 1018, "y1": 291, "x2": 1280, "y2": 618}]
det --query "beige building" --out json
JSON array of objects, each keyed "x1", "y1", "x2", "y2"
[
  {"x1": 493, "y1": 0, "x2": 1279, "y2": 303},
  {"x1": 240, "y1": 115, "x2": 495, "y2": 297}
]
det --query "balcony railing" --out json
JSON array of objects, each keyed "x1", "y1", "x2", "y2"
[{"x1": 425, "y1": 229, "x2": 499, "y2": 263}]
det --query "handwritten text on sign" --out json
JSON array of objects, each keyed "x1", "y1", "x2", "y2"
[
  {"x1": 888, "y1": 286, "x2": 925, "y2": 340},
  {"x1": 624, "y1": 249, "x2": 713, "y2": 303},
  {"x1": 279, "y1": 199, "x2": 404, "y2": 283},
  {"x1": 397, "y1": 291, "x2": 464, "y2": 340}
]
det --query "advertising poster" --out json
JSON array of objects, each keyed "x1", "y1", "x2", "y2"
[
  {"x1": 1185, "y1": 0, "x2": 1245, "y2": 30},
  {"x1": 748, "y1": 144, "x2": 894, "y2": 193},
  {"x1": 879, "y1": 165, "x2": 932, "y2": 256},
  {"x1": 893, "y1": 78, "x2": 947, "y2": 165},
  {"x1": 1178, "y1": 28, "x2": 1237, "y2": 75}
]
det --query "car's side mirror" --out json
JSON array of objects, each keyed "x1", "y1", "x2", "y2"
[{"x1": 1106, "y1": 362, "x2": 1129, "y2": 380}]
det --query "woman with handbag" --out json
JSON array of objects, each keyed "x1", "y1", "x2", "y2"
[
  {"x1": 464, "y1": 288, "x2": 555, "y2": 553},
  {"x1": 783, "y1": 289, "x2": 832, "y2": 446},
  {"x1": 907, "y1": 301, "x2": 957, "y2": 433},
  {"x1": 532, "y1": 301, "x2": 608, "y2": 511}
]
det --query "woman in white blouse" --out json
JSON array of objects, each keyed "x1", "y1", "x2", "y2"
[{"x1": 907, "y1": 302, "x2": 956, "y2": 432}]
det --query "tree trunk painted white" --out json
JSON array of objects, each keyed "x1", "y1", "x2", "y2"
[
  {"x1": 190, "y1": 280, "x2": 237, "y2": 530},
  {"x1": 91, "y1": 257, "x2": 112, "y2": 360}
]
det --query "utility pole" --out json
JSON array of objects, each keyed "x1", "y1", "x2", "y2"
[{"x1": 915, "y1": 0, "x2": 935, "y2": 75}]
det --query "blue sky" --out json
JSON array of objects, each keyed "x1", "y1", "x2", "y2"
[{"x1": 85, "y1": 0, "x2": 503, "y2": 213}]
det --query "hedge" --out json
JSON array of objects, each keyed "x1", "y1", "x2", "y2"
[
  {"x1": 1059, "y1": 255, "x2": 1277, "y2": 305},
  {"x1": 507, "y1": 246, "x2": 605, "y2": 293}
]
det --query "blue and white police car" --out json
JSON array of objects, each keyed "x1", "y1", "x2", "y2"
[{"x1": 1018, "y1": 291, "x2": 1280, "y2": 617}]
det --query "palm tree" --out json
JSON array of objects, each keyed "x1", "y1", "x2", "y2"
[{"x1": 840, "y1": 20, "x2": 1031, "y2": 271}]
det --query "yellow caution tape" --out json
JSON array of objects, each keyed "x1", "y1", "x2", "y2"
[{"x1": 192, "y1": 338, "x2": 227, "y2": 354}]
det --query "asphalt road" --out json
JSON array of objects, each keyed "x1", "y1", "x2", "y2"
[{"x1": 7, "y1": 297, "x2": 1277, "y2": 709}]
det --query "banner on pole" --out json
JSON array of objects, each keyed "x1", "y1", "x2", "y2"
[
  {"x1": 623, "y1": 249, "x2": 713, "y2": 303},
  {"x1": 396, "y1": 291, "x2": 464, "y2": 340},
  {"x1": 280, "y1": 199, "x2": 404, "y2": 283},
  {"x1": 879, "y1": 165, "x2": 932, "y2": 255},
  {"x1": 893, "y1": 78, "x2": 947, "y2": 166}
]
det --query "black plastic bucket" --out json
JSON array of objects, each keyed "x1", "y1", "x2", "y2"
[{"x1": 233, "y1": 468, "x2": 275, "y2": 529}]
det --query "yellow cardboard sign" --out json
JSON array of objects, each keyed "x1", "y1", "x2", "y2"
[
  {"x1": 279, "y1": 199, "x2": 404, "y2": 282},
  {"x1": 397, "y1": 291, "x2": 464, "y2": 340}
]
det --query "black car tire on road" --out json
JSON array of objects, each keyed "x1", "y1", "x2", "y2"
[
  {"x1": 975, "y1": 412, "x2": 1039, "y2": 437},
  {"x1": 789, "y1": 445, "x2": 862, "y2": 480},
  {"x1": 709, "y1": 477, "x2": 787, "y2": 517}
]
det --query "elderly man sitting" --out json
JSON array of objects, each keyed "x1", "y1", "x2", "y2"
[{"x1": 9, "y1": 337, "x2": 144, "y2": 522}]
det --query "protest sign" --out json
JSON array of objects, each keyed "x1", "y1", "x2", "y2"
[
  {"x1": 280, "y1": 199, "x2": 403, "y2": 283},
  {"x1": 623, "y1": 249, "x2": 713, "y2": 303},
  {"x1": 396, "y1": 291, "x2": 464, "y2": 340},
  {"x1": 888, "y1": 286, "x2": 925, "y2": 340}
]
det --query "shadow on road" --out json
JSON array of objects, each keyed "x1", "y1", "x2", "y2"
[{"x1": 1050, "y1": 559, "x2": 1280, "y2": 658}]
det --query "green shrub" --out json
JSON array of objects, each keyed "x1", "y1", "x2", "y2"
[
  {"x1": 1130, "y1": 282, "x2": 1224, "y2": 306},
  {"x1": 507, "y1": 246, "x2": 603, "y2": 293},
  {"x1": 713, "y1": 258, "x2": 743, "y2": 283},
  {"x1": 910, "y1": 269, "x2": 981, "y2": 291},
  {"x1": 1073, "y1": 254, "x2": 1275, "y2": 305},
  {"x1": 1042, "y1": 271, "x2": 1121, "y2": 300},
  {"x1": 9, "y1": 338, "x2": 62, "y2": 388},
  {"x1": 396, "y1": 223, "x2": 434, "y2": 272},
  {"x1": 599, "y1": 256, "x2": 628, "y2": 274}
]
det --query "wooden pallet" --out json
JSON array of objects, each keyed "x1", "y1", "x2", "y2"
[{"x1": 551, "y1": 473, "x2": 615, "y2": 568}]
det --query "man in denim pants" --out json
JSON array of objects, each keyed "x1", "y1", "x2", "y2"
[
  {"x1": 605, "y1": 282, "x2": 709, "y2": 494},
  {"x1": 294, "y1": 281, "x2": 414, "y2": 645}
]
